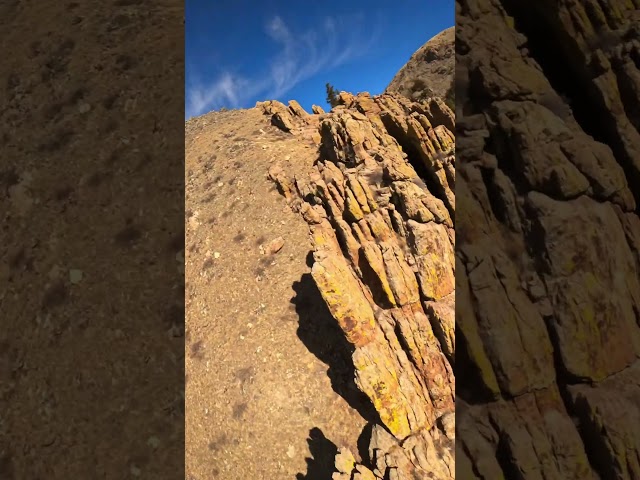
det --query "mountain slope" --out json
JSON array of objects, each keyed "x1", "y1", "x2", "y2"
[
  {"x1": 386, "y1": 26, "x2": 454, "y2": 103},
  {"x1": 185, "y1": 108, "x2": 369, "y2": 479},
  {"x1": 186, "y1": 36, "x2": 457, "y2": 480}
]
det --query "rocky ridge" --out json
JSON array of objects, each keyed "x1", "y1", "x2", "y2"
[{"x1": 259, "y1": 91, "x2": 456, "y2": 479}]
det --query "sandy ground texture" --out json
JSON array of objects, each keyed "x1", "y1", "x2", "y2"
[
  {"x1": 185, "y1": 108, "x2": 374, "y2": 479},
  {"x1": 1, "y1": 1, "x2": 184, "y2": 478}
]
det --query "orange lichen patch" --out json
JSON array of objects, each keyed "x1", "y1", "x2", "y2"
[
  {"x1": 344, "y1": 187, "x2": 365, "y2": 222},
  {"x1": 433, "y1": 125, "x2": 454, "y2": 151},
  {"x1": 347, "y1": 175, "x2": 372, "y2": 214},
  {"x1": 393, "y1": 304, "x2": 454, "y2": 412},
  {"x1": 365, "y1": 211, "x2": 393, "y2": 242},
  {"x1": 309, "y1": 221, "x2": 342, "y2": 255}
]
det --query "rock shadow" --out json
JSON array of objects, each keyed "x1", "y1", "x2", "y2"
[
  {"x1": 296, "y1": 427, "x2": 338, "y2": 480},
  {"x1": 291, "y1": 273, "x2": 380, "y2": 425},
  {"x1": 356, "y1": 422, "x2": 374, "y2": 467}
]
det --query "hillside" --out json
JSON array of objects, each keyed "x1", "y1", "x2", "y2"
[
  {"x1": 185, "y1": 108, "x2": 369, "y2": 479},
  {"x1": 186, "y1": 90, "x2": 456, "y2": 478},
  {"x1": 386, "y1": 26, "x2": 454, "y2": 104}
]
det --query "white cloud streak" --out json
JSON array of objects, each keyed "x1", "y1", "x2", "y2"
[{"x1": 186, "y1": 14, "x2": 378, "y2": 118}]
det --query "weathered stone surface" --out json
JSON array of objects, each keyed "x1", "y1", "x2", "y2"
[
  {"x1": 457, "y1": 0, "x2": 640, "y2": 478},
  {"x1": 264, "y1": 86, "x2": 456, "y2": 478},
  {"x1": 288, "y1": 99, "x2": 309, "y2": 118},
  {"x1": 424, "y1": 292, "x2": 455, "y2": 362},
  {"x1": 257, "y1": 99, "x2": 320, "y2": 141}
]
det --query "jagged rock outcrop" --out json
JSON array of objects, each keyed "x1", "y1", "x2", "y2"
[
  {"x1": 259, "y1": 91, "x2": 456, "y2": 479},
  {"x1": 457, "y1": 0, "x2": 640, "y2": 478},
  {"x1": 386, "y1": 27, "x2": 455, "y2": 104},
  {"x1": 258, "y1": 0, "x2": 640, "y2": 476}
]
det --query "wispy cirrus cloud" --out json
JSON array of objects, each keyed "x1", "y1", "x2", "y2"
[{"x1": 186, "y1": 13, "x2": 379, "y2": 118}]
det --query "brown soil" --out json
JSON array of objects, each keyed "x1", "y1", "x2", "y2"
[
  {"x1": 1, "y1": 1, "x2": 184, "y2": 478},
  {"x1": 185, "y1": 109, "x2": 372, "y2": 479}
]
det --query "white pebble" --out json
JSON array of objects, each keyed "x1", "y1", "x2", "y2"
[{"x1": 287, "y1": 445, "x2": 295, "y2": 458}]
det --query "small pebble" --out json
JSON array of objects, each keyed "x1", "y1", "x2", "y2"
[
  {"x1": 147, "y1": 436, "x2": 160, "y2": 449},
  {"x1": 265, "y1": 237, "x2": 285, "y2": 255},
  {"x1": 69, "y1": 269, "x2": 83, "y2": 284},
  {"x1": 287, "y1": 445, "x2": 295, "y2": 458}
]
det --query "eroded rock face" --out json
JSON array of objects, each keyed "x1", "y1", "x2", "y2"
[
  {"x1": 386, "y1": 27, "x2": 455, "y2": 103},
  {"x1": 457, "y1": 0, "x2": 640, "y2": 478},
  {"x1": 261, "y1": 92, "x2": 456, "y2": 479}
]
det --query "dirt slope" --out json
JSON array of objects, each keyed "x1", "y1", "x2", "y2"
[
  {"x1": 185, "y1": 108, "x2": 370, "y2": 480},
  {"x1": 1, "y1": 1, "x2": 184, "y2": 478},
  {"x1": 386, "y1": 26, "x2": 455, "y2": 102}
]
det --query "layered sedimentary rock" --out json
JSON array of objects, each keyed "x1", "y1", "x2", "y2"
[
  {"x1": 457, "y1": 0, "x2": 640, "y2": 478},
  {"x1": 259, "y1": 91, "x2": 456, "y2": 479}
]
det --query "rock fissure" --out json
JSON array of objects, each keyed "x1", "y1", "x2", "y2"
[{"x1": 500, "y1": 0, "x2": 640, "y2": 209}]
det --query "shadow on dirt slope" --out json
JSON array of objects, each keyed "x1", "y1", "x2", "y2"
[
  {"x1": 295, "y1": 427, "x2": 338, "y2": 480},
  {"x1": 291, "y1": 273, "x2": 381, "y2": 426}
]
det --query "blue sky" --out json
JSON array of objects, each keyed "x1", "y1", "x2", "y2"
[{"x1": 186, "y1": 1, "x2": 454, "y2": 119}]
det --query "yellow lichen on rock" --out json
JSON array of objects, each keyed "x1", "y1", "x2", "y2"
[
  {"x1": 311, "y1": 254, "x2": 377, "y2": 348},
  {"x1": 352, "y1": 348, "x2": 413, "y2": 438},
  {"x1": 261, "y1": 88, "x2": 457, "y2": 478}
]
